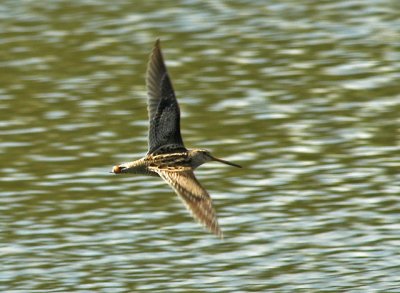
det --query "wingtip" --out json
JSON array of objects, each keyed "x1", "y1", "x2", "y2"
[
  {"x1": 203, "y1": 225, "x2": 223, "y2": 239},
  {"x1": 150, "y1": 38, "x2": 163, "y2": 61},
  {"x1": 147, "y1": 38, "x2": 164, "y2": 79},
  {"x1": 216, "y1": 230, "x2": 224, "y2": 240},
  {"x1": 208, "y1": 220, "x2": 224, "y2": 239},
  {"x1": 154, "y1": 38, "x2": 161, "y2": 48}
]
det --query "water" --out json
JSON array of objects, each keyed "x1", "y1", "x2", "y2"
[{"x1": 1, "y1": 0, "x2": 400, "y2": 292}]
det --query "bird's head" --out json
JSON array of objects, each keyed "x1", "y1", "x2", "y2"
[{"x1": 191, "y1": 149, "x2": 242, "y2": 168}]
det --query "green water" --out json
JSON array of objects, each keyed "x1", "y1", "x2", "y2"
[{"x1": 1, "y1": 0, "x2": 399, "y2": 292}]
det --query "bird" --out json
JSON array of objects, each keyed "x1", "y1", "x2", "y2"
[{"x1": 111, "y1": 39, "x2": 241, "y2": 238}]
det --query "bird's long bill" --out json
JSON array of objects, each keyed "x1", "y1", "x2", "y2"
[{"x1": 210, "y1": 155, "x2": 242, "y2": 168}]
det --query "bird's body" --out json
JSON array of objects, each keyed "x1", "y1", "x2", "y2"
[{"x1": 112, "y1": 39, "x2": 241, "y2": 238}]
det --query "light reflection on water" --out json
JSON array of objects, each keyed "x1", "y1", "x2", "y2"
[{"x1": 1, "y1": 0, "x2": 400, "y2": 291}]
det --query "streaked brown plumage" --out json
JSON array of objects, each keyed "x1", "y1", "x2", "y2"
[{"x1": 111, "y1": 39, "x2": 241, "y2": 238}]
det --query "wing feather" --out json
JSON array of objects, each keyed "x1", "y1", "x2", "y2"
[
  {"x1": 146, "y1": 39, "x2": 186, "y2": 155},
  {"x1": 152, "y1": 169, "x2": 223, "y2": 238}
]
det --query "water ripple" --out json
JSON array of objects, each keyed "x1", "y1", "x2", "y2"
[{"x1": 1, "y1": 0, "x2": 399, "y2": 292}]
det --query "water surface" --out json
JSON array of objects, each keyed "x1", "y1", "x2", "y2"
[{"x1": 1, "y1": 0, "x2": 400, "y2": 292}]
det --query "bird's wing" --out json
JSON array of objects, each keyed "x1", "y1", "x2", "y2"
[
  {"x1": 146, "y1": 39, "x2": 186, "y2": 155},
  {"x1": 151, "y1": 168, "x2": 223, "y2": 238}
]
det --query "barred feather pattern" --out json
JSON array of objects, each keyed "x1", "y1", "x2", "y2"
[{"x1": 150, "y1": 167, "x2": 223, "y2": 238}]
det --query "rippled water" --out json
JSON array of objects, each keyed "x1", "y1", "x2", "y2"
[{"x1": 1, "y1": 0, "x2": 400, "y2": 292}]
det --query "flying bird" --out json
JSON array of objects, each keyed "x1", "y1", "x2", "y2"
[{"x1": 111, "y1": 39, "x2": 241, "y2": 238}]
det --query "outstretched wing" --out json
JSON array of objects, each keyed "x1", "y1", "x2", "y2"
[
  {"x1": 152, "y1": 168, "x2": 223, "y2": 238},
  {"x1": 146, "y1": 39, "x2": 186, "y2": 155}
]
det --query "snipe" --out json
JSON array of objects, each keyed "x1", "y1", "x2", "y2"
[{"x1": 111, "y1": 39, "x2": 241, "y2": 238}]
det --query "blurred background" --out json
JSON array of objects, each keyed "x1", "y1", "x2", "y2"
[{"x1": 1, "y1": 0, "x2": 399, "y2": 292}]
